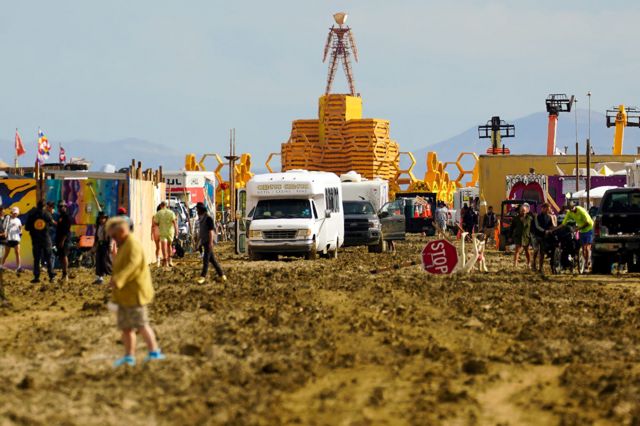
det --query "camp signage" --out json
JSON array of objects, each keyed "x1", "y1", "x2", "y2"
[{"x1": 256, "y1": 183, "x2": 311, "y2": 195}]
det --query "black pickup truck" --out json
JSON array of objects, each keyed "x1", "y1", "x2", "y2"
[{"x1": 593, "y1": 188, "x2": 640, "y2": 274}]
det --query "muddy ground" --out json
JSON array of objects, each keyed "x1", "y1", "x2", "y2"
[{"x1": 1, "y1": 235, "x2": 640, "y2": 425}]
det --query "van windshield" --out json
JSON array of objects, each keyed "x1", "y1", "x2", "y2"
[
  {"x1": 343, "y1": 201, "x2": 375, "y2": 215},
  {"x1": 253, "y1": 199, "x2": 313, "y2": 219}
]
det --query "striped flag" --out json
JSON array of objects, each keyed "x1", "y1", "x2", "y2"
[
  {"x1": 15, "y1": 129, "x2": 26, "y2": 157},
  {"x1": 37, "y1": 128, "x2": 51, "y2": 165}
]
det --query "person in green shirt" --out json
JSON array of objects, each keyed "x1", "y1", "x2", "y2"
[
  {"x1": 153, "y1": 201, "x2": 178, "y2": 268},
  {"x1": 561, "y1": 201, "x2": 594, "y2": 269}
]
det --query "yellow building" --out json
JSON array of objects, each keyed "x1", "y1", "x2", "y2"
[
  {"x1": 281, "y1": 94, "x2": 399, "y2": 181},
  {"x1": 479, "y1": 154, "x2": 639, "y2": 211}
]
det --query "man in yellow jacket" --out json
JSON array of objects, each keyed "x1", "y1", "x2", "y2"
[{"x1": 107, "y1": 216, "x2": 165, "y2": 367}]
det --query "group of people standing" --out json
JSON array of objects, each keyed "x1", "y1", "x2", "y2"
[
  {"x1": 150, "y1": 200, "x2": 226, "y2": 283},
  {"x1": 0, "y1": 200, "x2": 72, "y2": 283},
  {"x1": 510, "y1": 201, "x2": 593, "y2": 272}
]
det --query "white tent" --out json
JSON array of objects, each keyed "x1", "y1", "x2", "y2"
[{"x1": 571, "y1": 186, "x2": 619, "y2": 200}]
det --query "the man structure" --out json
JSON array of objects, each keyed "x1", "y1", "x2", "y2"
[
  {"x1": 56, "y1": 202, "x2": 72, "y2": 282},
  {"x1": 562, "y1": 201, "x2": 594, "y2": 270},
  {"x1": 196, "y1": 203, "x2": 226, "y2": 284},
  {"x1": 152, "y1": 201, "x2": 178, "y2": 268},
  {"x1": 25, "y1": 200, "x2": 56, "y2": 283}
]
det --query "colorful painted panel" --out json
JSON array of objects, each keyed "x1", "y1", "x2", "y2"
[
  {"x1": 45, "y1": 179, "x2": 120, "y2": 237},
  {"x1": 0, "y1": 179, "x2": 37, "y2": 270}
]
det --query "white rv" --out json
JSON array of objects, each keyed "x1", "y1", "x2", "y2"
[
  {"x1": 246, "y1": 170, "x2": 344, "y2": 260},
  {"x1": 340, "y1": 171, "x2": 389, "y2": 210}
]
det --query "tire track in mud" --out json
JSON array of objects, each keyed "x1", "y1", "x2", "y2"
[{"x1": 1, "y1": 237, "x2": 640, "y2": 424}]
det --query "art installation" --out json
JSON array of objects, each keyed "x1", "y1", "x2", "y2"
[
  {"x1": 505, "y1": 173, "x2": 548, "y2": 205},
  {"x1": 45, "y1": 179, "x2": 120, "y2": 237},
  {"x1": 0, "y1": 179, "x2": 37, "y2": 269}
]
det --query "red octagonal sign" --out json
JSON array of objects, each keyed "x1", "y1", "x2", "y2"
[{"x1": 422, "y1": 239, "x2": 458, "y2": 274}]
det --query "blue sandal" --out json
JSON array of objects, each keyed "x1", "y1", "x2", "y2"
[
  {"x1": 113, "y1": 355, "x2": 136, "y2": 367},
  {"x1": 143, "y1": 350, "x2": 166, "y2": 362}
]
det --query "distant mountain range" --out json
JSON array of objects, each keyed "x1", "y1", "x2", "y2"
[
  {"x1": 0, "y1": 138, "x2": 185, "y2": 171},
  {"x1": 412, "y1": 109, "x2": 640, "y2": 176},
  {"x1": 2, "y1": 109, "x2": 638, "y2": 176}
]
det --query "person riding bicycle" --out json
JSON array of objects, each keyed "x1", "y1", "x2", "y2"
[{"x1": 558, "y1": 201, "x2": 593, "y2": 270}]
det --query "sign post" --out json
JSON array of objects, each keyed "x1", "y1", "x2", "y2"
[{"x1": 422, "y1": 239, "x2": 458, "y2": 275}]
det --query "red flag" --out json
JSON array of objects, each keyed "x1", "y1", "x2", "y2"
[
  {"x1": 59, "y1": 145, "x2": 67, "y2": 163},
  {"x1": 15, "y1": 129, "x2": 25, "y2": 157}
]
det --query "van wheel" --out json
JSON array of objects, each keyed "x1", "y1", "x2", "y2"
[
  {"x1": 248, "y1": 249, "x2": 262, "y2": 261},
  {"x1": 305, "y1": 246, "x2": 317, "y2": 260},
  {"x1": 591, "y1": 254, "x2": 610, "y2": 274},
  {"x1": 369, "y1": 237, "x2": 386, "y2": 253},
  {"x1": 328, "y1": 241, "x2": 338, "y2": 259}
]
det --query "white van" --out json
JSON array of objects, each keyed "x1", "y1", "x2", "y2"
[{"x1": 246, "y1": 170, "x2": 344, "y2": 260}]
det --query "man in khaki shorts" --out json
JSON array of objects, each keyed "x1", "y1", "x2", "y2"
[{"x1": 108, "y1": 216, "x2": 165, "y2": 367}]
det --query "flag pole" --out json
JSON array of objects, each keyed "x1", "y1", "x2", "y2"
[{"x1": 14, "y1": 128, "x2": 18, "y2": 169}]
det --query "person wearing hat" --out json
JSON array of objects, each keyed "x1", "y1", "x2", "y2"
[
  {"x1": 55, "y1": 202, "x2": 72, "y2": 282},
  {"x1": 107, "y1": 216, "x2": 164, "y2": 367},
  {"x1": 25, "y1": 200, "x2": 56, "y2": 283},
  {"x1": 1, "y1": 207, "x2": 23, "y2": 273},
  {"x1": 196, "y1": 202, "x2": 226, "y2": 284},
  {"x1": 117, "y1": 207, "x2": 134, "y2": 231}
]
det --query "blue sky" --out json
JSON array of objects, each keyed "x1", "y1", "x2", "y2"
[{"x1": 1, "y1": 1, "x2": 639, "y2": 164}]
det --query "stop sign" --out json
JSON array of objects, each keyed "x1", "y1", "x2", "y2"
[{"x1": 422, "y1": 239, "x2": 458, "y2": 274}]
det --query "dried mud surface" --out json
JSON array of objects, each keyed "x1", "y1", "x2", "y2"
[{"x1": 1, "y1": 236, "x2": 640, "y2": 425}]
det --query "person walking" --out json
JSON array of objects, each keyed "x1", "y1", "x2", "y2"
[
  {"x1": 434, "y1": 202, "x2": 449, "y2": 239},
  {"x1": 512, "y1": 205, "x2": 532, "y2": 268},
  {"x1": 195, "y1": 203, "x2": 226, "y2": 284},
  {"x1": 93, "y1": 212, "x2": 113, "y2": 284},
  {"x1": 55, "y1": 202, "x2": 72, "y2": 282},
  {"x1": 107, "y1": 216, "x2": 164, "y2": 367},
  {"x1": 1, "y1": 207, "x2": 23, "y2": 273},
  {"x1": 153, "y1": 201, "x2": 177, "y2": 268},
  {"x1": 482, "y1": 205, "x2": 497, "y2": 244},
  {"x1": 462, "y1": 204, "x2": 477, "y2": 235},
  {"x1": 25, "y1": 200, "x2": 56, "y2": 283},
  {"x1": 0, "y1": 206, "x2": 10, "y2": 262},
  {"x1": 151, "y1": 204, "x2": 162, "y2": 267},
  {"x1": 46, "y1": 202, "x2": 59, "y2": 269},
  {"x1": 531, "y1": 203, "x2": 555, "y2": 272}
]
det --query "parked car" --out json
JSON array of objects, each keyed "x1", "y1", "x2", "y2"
[
  {"x1": 395, "y1": 192, "x2": 437, "y2": 235},
  {"x1": 593, "y1": 188, "x2": 640, "y2": 274},
  {"x1": 342, "y1": 200, "x2": 383, "y2": 252},
  {"x1": 377, "y1": 198, "x2": 406, "y2": 249}
]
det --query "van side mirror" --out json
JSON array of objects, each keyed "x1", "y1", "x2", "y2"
[
  {"x1": 378, "y1": 211, "x2": 390, "y2": 219},
  {"x1": 325, "y1": 209, "x2": 332, "y2": 218}
]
